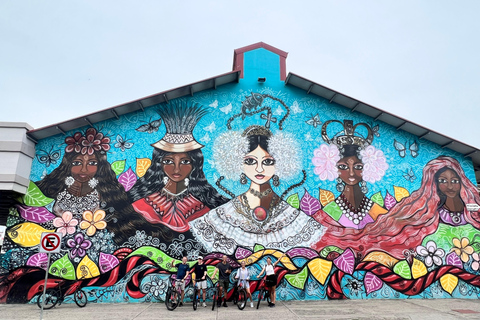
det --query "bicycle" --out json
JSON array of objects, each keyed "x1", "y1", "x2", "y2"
[
  {"x1": 211, "y1": 282, "x2": 220, "y2": 311},
  {"x1": 256, "y1": 277, "x2": 271, "y2": 309},
  {"x1": 192, "y1": 282, "x2": 200, "y2": 311},
  {"x1": 36, "y1": 278, "x2": 88, "y2": 309},
  {"x1": 165, "y1": 275, "x2": 183, "y2": 311},
  {"x1": 232, "y1": 281, "x2": 247, "y2": 310}
]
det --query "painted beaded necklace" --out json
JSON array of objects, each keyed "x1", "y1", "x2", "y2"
[
  {"x1": 240, "y1": 193, "x2": 280, "y2": 224},
  {"x1": 335, "y1": 193, "x2": 373, "y2": 226}
]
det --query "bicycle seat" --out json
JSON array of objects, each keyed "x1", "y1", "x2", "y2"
[{"x1": 54, "y1": 280, "x2": 63, "y2": 284}]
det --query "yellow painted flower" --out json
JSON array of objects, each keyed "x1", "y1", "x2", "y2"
[
  {"x1": 80, "y1": 210, "x2": 107, "y2": 236},
  {"x1": 451, "y1": 237, "x2": 474, "y2": 263}
]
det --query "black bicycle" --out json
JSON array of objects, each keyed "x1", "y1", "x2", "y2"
[
  {"x1": 36, "y1": 279, "x2": 87, "y2": 309},
  {"x1": 256, "y1": 277, "x2": 271, "y2": 309},
  {"x1": 232, "y1": 281, "x2": 247, "y2": 310},
  {"x1": 165, "y1": 275, "x2": 182, "y2": 311},
  {"x1": 211, "y1": 282, "x2": 220, "y2": 311},
  {"x1": 192, "y1": 282, "x2": 199, "y2": 311}
]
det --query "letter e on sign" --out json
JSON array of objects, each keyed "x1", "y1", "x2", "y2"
[{"x1": 40, "y1": 232, "x2": 63, "y2": 253}]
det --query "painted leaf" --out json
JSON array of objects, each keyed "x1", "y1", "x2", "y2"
[
  {"x1": 136, "y1": 158, "x2": 152, "y2": 178},
  {"x1": 27, "y1": 253, "x2": 49, "y2": 270},
  {"x1": 319, "y1": 189, "x2": 335, "y2": 206},
  {"x1": 16, "y1": 205, "x2": 55, "y2": 223},
  {"x1": 300, "y1": 189, "x2": 322, "y2": 216},
  {"x1": 111, "y1": 160, "x2": 126, "y2": 176},
  {"x1": 319, "y1": 246, "x2": 344, "y2": 259},
  {"x1": 364, "y1": 272, "x2": 383, "y2": 295},
  {"x1": 127, "y1": 246, "x2": 195, "y2": 271},
  {"x1": 6, "y1": 222, "x2": 54, "y2": 247},
  {"x1": 370, "y1": 192, "x2": 384, "y2": 207},
  {"x1": 384, "y1": 191, "x2": 397, "y2": 210},
  {"x1": 235, "y1": 247, "x2": 253, "y2": 260},
  {"x1": 286, "y1": 247, "x2": 319, "y2": 259},
  {"x1": 333, "y1": 248, "x2": 355, "y2": 275},
  {"x1": 440, "y1": 274, "x2": 458, "y2": 294},
  {"x1": 445, "y1": 252, "x2": 463, "y2": 269},
  {"x1": 363, "y1": 252, "x2": 399, "y2": 268},
  {"x1": 393, "y1": 260, "x2": 412, "y2": 279},
  {"x1": 7, "y1": 207, "x2": 21, "y2": 228},
  {"x1": 254, "y1": 244, "x2": 265, "y2": 252},
  {"x1": 307, "y1": 258, "x2": 332, "y2": 285},
  {"x1": 50, "y1": 254, "x2": 76, "y2": 280},
  {"x1": 411, "y1": 258, "x2": 427, "y2": 279},
  {"x1": 118, "y1": 168, "x2": 137, "y2": 192},
  {"x1": 22, "y1": 181, "x2": 54, "y2": 207},
  {"x1": 323, "y1": 201, "x2": 342, "y2": 221},
  {"x1": 206, "y1": 265, "x2": 217, "y2": 283},
  {"x1": 394, "y1": 186, "x2": 410, "y2": 202},
  {"x1": 99, "y1": 252, "x2": 120, "y2": 273},
  {"x1": 285, "y1": 266, "x2": 308, "y2": 289},
  {"x1": 286, "y1": 193, "x2": 300, "y2": 209},
  {"x1": 77, "y1": 255, "x2": 100, "y2": 279}
]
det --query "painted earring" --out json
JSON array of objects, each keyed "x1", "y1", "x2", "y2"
[
  {"x1": 240, "y1": 173, "x2": 248, "y2": 185},
  {"x1": 272, "y1": 175, "x2": 280, "y2": 187},
  {"x1": 336, "y1": 177, "x2": 345, "y2": 192},
  {"x1": 88, "y1": 177, "x2": 98, "y2": 189},
  {"x1": 360, "y1": 180, "x2": 368, "y2": 194},
  {"x1": 65, "y1": 176, "x2": 74, "y2": 187},
  {"x1": 184, "y1": 178, "x2": 189, "y2": 187},
  {"x1": 163, "y1": 176, "x2": 169, "y2": 185}
]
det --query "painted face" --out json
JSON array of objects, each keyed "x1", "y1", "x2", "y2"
[
  {"x1": 337, "y1": 155, "x2": 363, "y2": 186},
  {"x1": 71, "y1": 154, "x2": 98, "y2": 183},
  {"x1": 243, "y1": 146, "x2": 275, "y2": 186},
  {"x1": 437, "y1": 169, "x2": 461, "y2": 199},
  {"x1": 161, "y1": 153, "x2": 192, "y2": 183}
]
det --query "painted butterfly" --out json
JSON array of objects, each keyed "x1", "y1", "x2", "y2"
[
  {"x1": 36, "y1": 147, "x2": 61, "y2": 167},
  {"x1": 114, "y1": 135, "x2": 134, "y2": 152},
  {"x1": 203, "y1": 121, "x2": 216, "y2": 132},
  {"x1": 403, "y1": 167, "x2": 416, "y2": 182},
  {"x1": 306, "y1": 114, "x2": 321, "y2": 128},
  {"x1": 393, "y1": 140, "x2": 419, "y2": 158},
  {"x1": 136, "y1": 118, "x2": 162, "y2": 133}
]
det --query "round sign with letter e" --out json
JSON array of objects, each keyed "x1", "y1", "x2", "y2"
[{"x1": 40, "y1": 232, "x2": 63, "y2": 253}]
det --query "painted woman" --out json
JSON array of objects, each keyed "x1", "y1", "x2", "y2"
[
  {"x1": 311, "y1": 120, "x2": 389, "y2": 229},
  {"x1": 189, "y1": 125, "x2": 324, "y2": 255},
  {"x1": 109, "y1": 102, "x2": 229, "y2": 246},
  {"x1": 313, "y1": 156, "x2": 480, "y2": 259}
]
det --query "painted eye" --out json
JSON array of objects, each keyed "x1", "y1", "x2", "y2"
[
  {"x1": 88, "y1": 161, "x2": 98, "y2": 166},
  {"x1": 72, "y1": 161, "x2": 82, "y2": 166},
  {"x1": 162, "y1": 159, "x2": 174, "y2": 165},
  {"x1": 244, "y1": 158, "x2": 257, "y2": 165},
  {"x1": 437, "y1": 178, "x2": 447, "y2": 184},
  {"x1": 354, "y1": 164, "x2": 364, "y2": 170},
  {"x1": 451, "y1": 179, "x2": 460, "y2": 184},
  {"x1": 180, "y1": 159, "x2": 191, "y2": 165},
  {"x1": 262, "y1": 158, "x2": 275, "y2": 166},
  {"x1": 337, "y1": 164, "x2": 348, "y2": 170}
]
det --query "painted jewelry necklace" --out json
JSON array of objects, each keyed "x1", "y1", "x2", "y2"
[
  {"x1": 335, "y1": 194, "x2": 373, "y2": 225},
  {"x1": 249, "y1": 188, "x2": 272, "y2": 199},
  {"x1": 241, "y1": 193, "x2": 280, "y2": 223}
]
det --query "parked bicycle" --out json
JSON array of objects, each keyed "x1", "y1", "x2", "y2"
[
  {"x1": 36, "y1": 278, "x2": 87, "y2": 309},
  {"x1": 165, "y1": 275, "x2": 183, "y2": 311},
  {"x1": 232, "y1": 281, "x2": 247, "y2": 310},
  {"x1": 192, "y1": 282, "x2": 200, "y2": 311},
  {"x1": 211, "y1": 282, "x2": 220, "y2": 311},
  {"x1": 256, "y1": 277, "x2": 271, "y2": 309}
]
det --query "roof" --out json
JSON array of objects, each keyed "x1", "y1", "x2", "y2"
[{"x1": 26, "y1": 42, "x2": 480, "y2": 183}]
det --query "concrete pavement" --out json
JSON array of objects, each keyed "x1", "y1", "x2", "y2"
[{"x1": 1, "y1": 299, "x2": 480, "y2": 320}]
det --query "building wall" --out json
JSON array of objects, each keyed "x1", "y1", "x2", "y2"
[{"x1": 1, "y1": 48, "x2": 480, "y2": 303}]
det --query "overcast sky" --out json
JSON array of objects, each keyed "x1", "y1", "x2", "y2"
[{"x1": 2, "y1": 1, "x2": 480, "y2": 148}]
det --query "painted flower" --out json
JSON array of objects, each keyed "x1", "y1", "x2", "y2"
[
  {"x1": 359, "y1": 145, "x2": 389, "y2": 183},
  {"x1": 67, "y1": 233, "x2": 92, "y2": 259},
  {"x1": 345, "y1": 278, "x2": 363, "y2": 297},
  {"x1": 312, "y1": 144, "x2": 341, "y2": 181},
  {"x1": 80, "y1": 209, "x2": 107, "y2": 236},
  {"x1": 65, "y1": 132, "x2": 85, "y2": 153},
  {"x1": 416, "y1": 241, "x2": 445, "y2": 267},
  {"x1": 451, "y1": 237, "x2": 474, "y2": 263},
  {"x1": 471, "y1": 252, "x2": 480, "y2": 271},
  {"x1": 53, "y1": 211, "x2": 79, "y2": 236},
  {"x1": 147, "y1": 279, "x2": 166, "y2": 299},
  {"x1": 81, "y1": 128, "x2": 111, "y2": 155}
]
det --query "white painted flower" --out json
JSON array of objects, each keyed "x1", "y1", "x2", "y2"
[
  {"x1": 416, "y1": 241, "x2": 445, "y2": 267},
  {"x1": 312, "y1": 144, "x2": 340, "y2": 181}
]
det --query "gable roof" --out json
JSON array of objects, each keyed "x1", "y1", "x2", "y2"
[{"x1": 26, "y1": 42, "x2": 480, "y2": 183}]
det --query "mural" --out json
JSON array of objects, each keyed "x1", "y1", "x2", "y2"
[{"x1": 2, "y1": 82, "x2": 480, "y2": 306}]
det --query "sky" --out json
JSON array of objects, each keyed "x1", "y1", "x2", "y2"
[{"x1": 2, "y1": 1, "x2": 480, "y2": 148}]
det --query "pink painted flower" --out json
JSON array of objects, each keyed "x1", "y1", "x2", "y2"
[
  {"x1": 81, "y1": 128, "x2": 111, "y2": 155},
  {"x1": 312, "y1": 144, "x2": 341, "y2": 181},
  {"x1": 472, "y1": 252, "x2": 480, "y2": 271},
  {"x1": 359, "y1": 145, "x2": 388, "y2": 183},
  {"x1": 52, "y1": 211, "x2": 78, "y2": 236},
  {"x1": 65, "y1": 132, "x2": 85, "y2": 153}
]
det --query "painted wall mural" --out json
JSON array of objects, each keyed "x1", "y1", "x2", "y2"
[{"x1": 2, "y1": 82, "x2": 480, "y2": 305}]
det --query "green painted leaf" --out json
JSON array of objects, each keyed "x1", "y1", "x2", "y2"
[
  {"x1": 207, "y1": 265, "x2": 217, "y2": 284},
  {"x1": 285, "y1": 266, "x2": 308, "y2": 289},
  {"x1": 323, "y1": 201, "x2": 342, "y2": 221},
  {"x1": 254, "y1": 244, "x2": 265, "y2": 252},
  {"x1": 111, "y1": 160, "x2": 126, "y2": 176},
  {"x1": 393, "y1": 260, "x2": 411, "y2": 279},
  {"x1": 50, "y1": 254, "x2": 76, "y2": 280},
  {"x1": 371, "y1": 192, "x2": 384, "y2": 207},
  {"x1": 319, "y1": 246, "x2": 344, "y2": 259},
  {"x1": 23, "y1": 181, "x2": 54, "y2": 207},
  {"x1": 286, "y1": 193, "x2": 300, "y2": 209},
  {"x1": 471, "y1": 242, "x2": 480, "y2": 253},
  {"x1": 128, "y1": 246, "x2": 195, "y2": 271}
]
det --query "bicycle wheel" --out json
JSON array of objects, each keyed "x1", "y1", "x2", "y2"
[
  {"x1": 256, "y1": 288, "x2": 265, "y2": 309},
  {"x1": 237, "y1": 289, "x2": 246, "y2": 310},
  {"x1": 165, "y1": 288, "x2": 179, "y2": 311},
  {"x1": 74, "y1": 289, "x2": 87, "y2": 307},
  {"x1": 211, "y1": 286, "x2": 218, "y2": 311},
  {"x1": 232, "y1": 288, "x2": 238, "y2": 305},
  {"x1": 192, "y1": 289, "x2": 198, "y2": 311},
  {"x1": 37, "y1": 289, "x2": 59, "y2": 309}
]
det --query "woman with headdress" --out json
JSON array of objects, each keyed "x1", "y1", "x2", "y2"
[
  {"x1": 311, "y1": 120, "x2": 388, "y2": 229},
  {"x1": 36, "y1": 128, "x2": 133, "y2": 220},
  {"x1": 313, "y1": 156, "x2": 480, "y2": 259},
  {"x1": 189, "y1": 125, "x2": 325, "y2": 255},
  {"x1": 109, "y1": 101, "x2": 229, "y2": 245}
]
